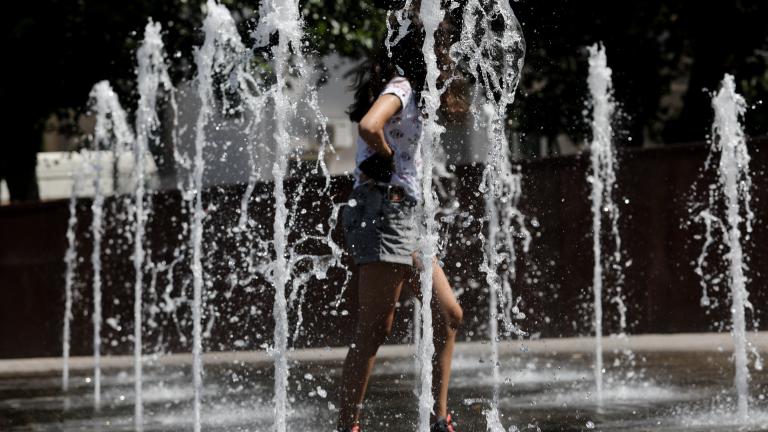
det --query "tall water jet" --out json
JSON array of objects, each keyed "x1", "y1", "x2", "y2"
[
  {"x1": 190, "y1": 2, "x2": 248, "y2": 429},
  {"x1": 88, "y1": 80, "x2": 134, "y2": 410},
  {"x1": 482, "y1": 165, "x2": 529, "y2": 389},
  {"x1": 450, "y1": 1, "x2": 526, "y2": 426},
  {"x1": 133, "y1": 20, "x2": 174, "y2": 429},
  {"x1": 252, "y1": 0, "x2": 340, "y2": 426},
  {"x1": 253, "y1": 1, "x2": 302, "y2": 429},
  {"x1": 695, "y1": 74, "x2": 755, "y2": 419},
  {"x1": 89, "y1": 131, "x2": 105, "y2": 412},
  {"x1": 585, "y1": 43, "x2": 621, "y2": 402},
  {"x1": 62, "y1": 158, "x2": 83, "y2": 392},
  {"x1": 415, "y1": 1, "x2": 445, "y2": 428}
]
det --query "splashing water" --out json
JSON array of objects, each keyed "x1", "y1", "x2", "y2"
[
  {"x1": 253, "y1": 1, "x2": 297, "y2": 429},
  {"x1": 416, "y1": 1, "x2": 445, "y2": 428},
  {"x1": 234, "y1": 81, "x2": 269, "y2": 232},
  {"x1": 484, "y1": 406, "x2": 506, "y2": 432},
  {"x1": 483, "y1": 163, "x2": 529, "y2": 391},
  {"x1": 132, "y1": 19, "x2": 174, "y2": 430},
  {"x1": 586, "y1": 43, "x2": 623, "y2": 403},
  {"x1": 385, "y1": 0, "x2": 413, "y2": 57},
  {"x1": 62, "y1": 156, "x2": 83, "y2": 393},
  {"x1": 233, "y1": 35, "x2": 270, "y2": 233},
  {"x1": 253, "y1": 0, "x2": 338, "y2": 428},
  {"x1": 88, "y1": 81, "x2": 134, "y2": 410},
  {"x1": 450, "y1": 0, "x2": 527, "y2": 423},
  {"x1": 268, "y1": 20, "x2": 292, "y2": 432},
  {"x1": 695, "y1": 74, "x2": 756, "y2": 420},
  {"x1": 190, "y1": 2, "x2": 249, "y2": 429},
  {"x1": 57, "y1": 1, "x2": 545, "y2": 429}
]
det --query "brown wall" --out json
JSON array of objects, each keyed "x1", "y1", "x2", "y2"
[
  {"x1": 513, "y1": 141, "x2": 767, "y2": 337},
  {"x1": 1, "y1": 140, "x2": 766, "y2": 359}
]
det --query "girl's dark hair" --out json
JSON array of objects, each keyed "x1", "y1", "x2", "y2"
[
  {"x1": 348, "y1": 3, "x2": 469, "y2": 123},
  {"x1": 347, "y1": 11, "x2": 426, "y2": 123}
]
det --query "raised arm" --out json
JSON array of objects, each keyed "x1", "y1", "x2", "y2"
[{"x1": 357, "y1": 94, "x2": 402, "y2": 158}]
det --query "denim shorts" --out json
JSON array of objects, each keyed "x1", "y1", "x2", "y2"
[{"x1": 342, "y1": 183, "x2": 419, "y2": 267}]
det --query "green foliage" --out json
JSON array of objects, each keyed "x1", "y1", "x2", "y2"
[
  {"x1": 302, "y1": 0, "x2": 387, "y2": 58},
  {"x1": 513, "y1": 0, "x2": 768, "y2": 148},
  {"x1": 2, "y1": 0, "x2": 767, "y2": 200},
  {"x1": 3, "y1": 1, "x2": 386, "y2": 145}
]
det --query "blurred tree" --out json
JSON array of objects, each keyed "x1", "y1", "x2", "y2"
[
  {"x1": 1, "y1": 0, "x2": 385, "y2": 202},
  {"x1": 2, "y1": 0, "x2": 767, "y2": 201},
  {"x1": 513, "y1": 0, "x2": 768, "y2": 152}
]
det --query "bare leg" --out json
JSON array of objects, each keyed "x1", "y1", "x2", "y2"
[
  {"x1": 430, "y1": 262, "x2": 462, "y2": 419},
  {"x1": 408, "y1": 260, "x2": 463, "y2": 421},
  {"x1": 337, "y1": 262, "x2": 408, "y2": 429}
]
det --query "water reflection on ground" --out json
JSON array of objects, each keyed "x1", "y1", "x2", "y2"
[{"x1": 1, "y1": 349, "x2": 767, "y2": 431}]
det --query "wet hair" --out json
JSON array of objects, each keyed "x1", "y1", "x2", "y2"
[{"x1": 348, "y1": 3, "x2": 469, "y2": 123}]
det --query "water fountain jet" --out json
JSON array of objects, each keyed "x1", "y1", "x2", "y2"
[
  {"x1": 695, "y1": 74, "x2": 757, "y2": 420},
  {"x1": 88, "y1": 80, "x2": 134, "y2": 410},
  {"x1": 585, "y1": 43, "x2": 624, "y2": 403},
  {"x1": 132, "y1": 20, "x2": 175, "y2": 429},
  {"x1": 189, "y1": 2, "x2": 250, "y2": 428},
  {"x1": 450, "y1": 2, "x2": 526, "y2": 428},
  {"x1": 61, "y1": 158, "x2": 83, "y2": 393}
]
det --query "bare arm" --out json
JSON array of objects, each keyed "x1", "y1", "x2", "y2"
[{"x1": 358, "y1": 94, "x2": 402, "y2": 158}]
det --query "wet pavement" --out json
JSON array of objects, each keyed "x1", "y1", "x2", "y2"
[{"x1": 2, "y1": 346, "x2": 768, "y2": 431}]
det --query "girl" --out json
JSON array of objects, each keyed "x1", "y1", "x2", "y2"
[{"x1": 337, "y1": 7, "x2": 466, "y2": 432}]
